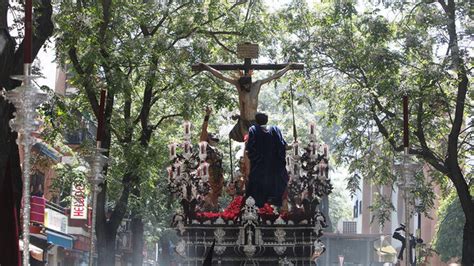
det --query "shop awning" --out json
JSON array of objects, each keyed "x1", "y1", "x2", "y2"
[
  {"x1": 46, "y1": 229, "x2": 74, "y2": 249},
  {"x1": 19, "y1": 240, "x2": 44, "y2": 261},
  {"x1": 33, "y1": 141, "x2": 60, "y2": 162},
  {"x1": 376, "y1": 245, "x2": 398, "y2": 255}
]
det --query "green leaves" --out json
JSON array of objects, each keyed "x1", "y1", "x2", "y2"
[
  {"x1": 432, "y1": 190, "x2": 465, "y2": 262},
  {"x1": 273, "y1": 1, "x2": 472, "y2": 234},
  {"x1": 47, "y1": 1, "x2": 471, "y2": 260},
  {"x1": 368, "y1": 192, "x2": 395, "y2": 227},
  {"x1": 53, "y1": 0, "x2": 277, "y2": 246}
]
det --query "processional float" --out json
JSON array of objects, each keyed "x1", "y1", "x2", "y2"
[
  {"x1": 167, "y1": 119, "x2": 332, "y2": 265},
  {"x1": 166, "y1": 43, "x2": 333, "y2": 265}
]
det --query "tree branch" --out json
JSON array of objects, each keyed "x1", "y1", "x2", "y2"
[
  {"x1": 141, "y1": 1, "x2": 191, "y2": 37},
  {"x1": 123, "y1": 90, "x2": 133, "y2": 143},
  {"x1": 99, "y1": 0, "x2": 112, "y2": 41},
  {"x1": 161, "y1": 0, "x2": 245, "y2": 52},
  {"x1": 371, "y1": 107, "x2": 402, "y2": 152},
  {"x1": 166, "y1": 27, "x2": 198, "y2": 50},
  {"x1": 108, "y1": 174, "x2": 133, "y2": 232},
  {"x1": 110, "y1": 127, "x2": 125, "y2": 144},
  {"x1": 458, "y1": 131, "x2": 473, "y2": 150},
  {"x1": 372, "y1": 96, "x2": 396, "y2": 118},
  {"x1": 209, "y1": 33, "x2": 237, "y2": 55},
  {"x1": 198, "y1": 30, "x2": 243, "y2": 36},
  {"x1": 151, "y1": 113, "x2": 183, "y2": 130},
  {"x1": 437, "y1": 0, "x2": 448, "y2": 12},
  {"x1": 436, "y1": 81, "x2": 454, "y2": 125},
  {"x1": 414, "y1": 92, "x2": 445, "y2": 166},
  {"x1": 10, "y1": 0, "x2": 53, "y2": 84},
  {"x1": 68, "y1": 47, "x2": 100, "y2": 117},
  {"x1": 149, "y1": 85, "x2": 170, "y2": 108},
  {"x1": 140, "y1": 12, "x2": 169, "y2": 37}
]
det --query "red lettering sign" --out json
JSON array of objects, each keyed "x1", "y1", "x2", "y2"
[{"x1": 70, "y1": 182, "x2": 88, "y2": 220}]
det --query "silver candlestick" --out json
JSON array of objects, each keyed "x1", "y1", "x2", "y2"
[
  {"x1": 85, "y1": 145, "x2": 108, "y2": 266},
  {"x1": 3, "y1": 64, "x2": 47, "y2": 266}
]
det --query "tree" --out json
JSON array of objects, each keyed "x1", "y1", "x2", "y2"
[
  {"x1": 0, "y1": 1, "x2": 53, "y2": 265},
  {"x1": 432, "y1": 190, "x2": 465, "y2": 262},
  {"x1": 54, "y1": 1, "x2": 272, "y2": 264},
  {"x1": 277, "y1": 0, "x2": 472, "y2": 263}
]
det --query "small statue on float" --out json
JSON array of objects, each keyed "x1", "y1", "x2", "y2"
[{"x1": 198, "y1": 107, "x2": 224, "y2": 211}]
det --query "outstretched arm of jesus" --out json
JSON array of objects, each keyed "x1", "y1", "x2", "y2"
[
  {"x1": 200, "y1": 107, "x2": 212, "y2": 142},
  {"x1": 199, "y1": 63, "x2": 238, "y2": 85},
  {"x1": 259, "y1": 63, "x2": 295, "y2": 85}
]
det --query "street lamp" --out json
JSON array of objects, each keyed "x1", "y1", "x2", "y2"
[
  {"x1": 395, "y1": 150, "x2": 419, "y2": 266},
  {"x1": 85, "y1": 146, "x2": 108, "y2": 266},
  {"x1": 394, "y1": 95, "x2": 421, "y2": 266},
  {"x1": 414, "y1": 197, "x2": 422, "y2": 238},
  {"x1": 415, "y1": 196, "x2": 423, "y2": 264}
]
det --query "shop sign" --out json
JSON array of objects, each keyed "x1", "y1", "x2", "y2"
[
  {"x1": 45, "y1": 208, "x2": 67, "y2": 234},
  {"x1": 71, "y1": 182, "x2": 88, "y2": 220}
]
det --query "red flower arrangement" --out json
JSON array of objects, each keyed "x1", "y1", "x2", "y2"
[
  {"x1": 221, "y1": 196, "x2": 244, "y2": 220},
  {"x1": 196, "y1": 196, "x2": 244, "y2": 222},
  {"x1": 196, "y1": 197, "x2": 294, "y2": 223},
  {"x1": 279, "y1": 211, "x2": 289, "y2": 221},
  {"x1": 196, "y1": 211, "x2": 220, "y2": 220},
  {"x1": 258, "y1": 203, "x2": 279, "y2": 222},
  {"x1": 258, "y1": 203, "x2": 275, "y2": 215}
]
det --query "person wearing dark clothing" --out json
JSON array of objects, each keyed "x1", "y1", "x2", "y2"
[
  {"x1": 392, "y1": 225, "x2": 407, "y2": 260},
  {"x1": 393, "y1": 223, "x2": 423, "y2": 264},
  {"x1": 246, "y1": 112, "x2": 288, "y2": 208},
  {"x1": 202, "y1": 239, "x2": 215, "y2": 266}
]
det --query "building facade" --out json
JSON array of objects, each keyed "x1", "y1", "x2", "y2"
[{"x1": 350, "y1": 164, "x2": 449, "y2": 265}]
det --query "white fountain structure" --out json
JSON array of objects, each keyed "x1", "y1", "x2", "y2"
[{"x1": 3, "y1": 66, "x2": 48, "y2": 266}]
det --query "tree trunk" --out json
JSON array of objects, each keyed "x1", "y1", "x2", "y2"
[
  {"x1": 462, "y1": 219, "x2": 474, "y2": 265},
  {"x1": 95, "y1": 176, "x2": 132, "y2": 266},
  {"x1": 96, "y1": 224, "x2": 118, "y2": 266},
  {"x1": 440, "y1": 0, "x2": 473, "y2": 264},
  {"x1": 159, "y1": 237, "x2": 171, "y2": 265},
  {"x1": 446, "y1": 164, "x2": 474, "y2": 265},
  {"x1": 95, "y1": 155, "x2": 134, "y2": 266},
  {"x1": 95, "y1": 178, "x2": 117, "y2": 266},
  {"x1": 0, "y1": 127, "x2": 22, "y2": 266},
  {"x1": 131, "y1": 208, "x2": 144, "y2": 266},
  {"x1": 0, "y1": 44, "x2": 21, "y2": 266}
]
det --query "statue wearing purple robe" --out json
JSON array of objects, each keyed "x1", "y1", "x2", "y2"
[{"x1": 245, "y1": 113, "x2": 288, "y2": 208}]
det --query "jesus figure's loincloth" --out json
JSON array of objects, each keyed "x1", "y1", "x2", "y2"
[{"x1": 229, "y1": 117, "x2": 256, "y2": 142}]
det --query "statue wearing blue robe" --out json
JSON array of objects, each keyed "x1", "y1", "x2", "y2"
[{"x1": 246, "y1": 124, "x2": 288, "y2": 207}]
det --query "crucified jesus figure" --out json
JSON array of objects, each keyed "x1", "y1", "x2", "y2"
[{"x1": 198, "y1": 62, "x2": 296, "y2": 142}]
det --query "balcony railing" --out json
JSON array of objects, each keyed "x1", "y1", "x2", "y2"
[{"x1": 64, "y1": 126, "x2": 96, "y2": 145}]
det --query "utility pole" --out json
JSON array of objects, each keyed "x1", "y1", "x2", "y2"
[{"x1": 395, "y1": 96, "x2": 419, "y2": 266}]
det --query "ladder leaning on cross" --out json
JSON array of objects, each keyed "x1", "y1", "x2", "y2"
[{"x1": 192, "y1": 43, "x2": 304, "y2": 142}]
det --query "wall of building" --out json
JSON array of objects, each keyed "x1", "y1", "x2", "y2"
[{"x1": 350, "y1": 164, "x2": 451, "y2": 265}]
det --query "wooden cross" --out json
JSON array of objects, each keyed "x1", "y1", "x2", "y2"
[{"x1": 192, "y1": 43, "x2": 304, "y2": 74}]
